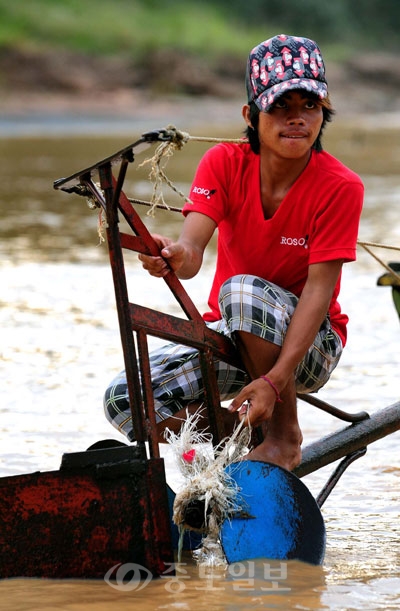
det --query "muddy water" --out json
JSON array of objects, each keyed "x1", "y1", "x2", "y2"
[{"x1": 0, "y1": 115, "x2": 399, "y2": 610}]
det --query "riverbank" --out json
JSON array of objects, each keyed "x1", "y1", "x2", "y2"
[{"x1": 2, "y1": 49, "x2": 400, "y2": 132}]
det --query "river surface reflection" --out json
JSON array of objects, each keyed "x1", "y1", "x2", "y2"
[{"x1": 0, "y1": 117, "x2": 399, "y2": 610}]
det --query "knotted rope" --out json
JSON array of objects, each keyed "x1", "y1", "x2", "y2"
[{"x1": 138, "y1": 125, "x2": 247, "y2": 215}]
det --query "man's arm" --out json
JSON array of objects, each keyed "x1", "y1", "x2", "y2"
[
  {"x1": 138, "y1": 212, "x2": 217, "y2": 279},
  {"x1": 267, "y1": 259, "x2": 344, "y2": 390},
  {"x1": 228, "y1": 259, "x2": 344, "y2": 426}
]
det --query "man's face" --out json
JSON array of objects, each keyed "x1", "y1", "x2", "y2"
[{"x1": 257, "y1": 91, "x2": 324, "y2": 160}]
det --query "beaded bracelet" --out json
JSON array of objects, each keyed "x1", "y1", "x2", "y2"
[{"x1": 259, "y1": 375, "x2": 283, "y2": 403}]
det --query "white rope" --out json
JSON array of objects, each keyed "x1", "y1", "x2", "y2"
[{"x1": 165, "y1": 408, "x2": 252, "y2": 566}]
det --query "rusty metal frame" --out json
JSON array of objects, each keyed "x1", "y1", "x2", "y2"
[
  {"x1": 54, "y1": 129, "x2": 400, "y2": 502},
  {"x1": 55, "y1": 129, "x2": 241, "y2": 457}
]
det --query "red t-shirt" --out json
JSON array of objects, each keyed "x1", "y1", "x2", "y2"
[{"x1": 183, "y1": 143, "x2": 364, "y2": 346}]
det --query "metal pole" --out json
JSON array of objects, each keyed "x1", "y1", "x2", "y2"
[
  {"x1": 99, "y1": 163, "x2": 147, "y2": 451},
  {"x1": 294, "y1": 402, "x2": 400, "y2": 478}
]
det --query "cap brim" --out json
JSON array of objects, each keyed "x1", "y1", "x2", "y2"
[{"x1": 254, "y1": 79, "x2": 328, "y2": 112}]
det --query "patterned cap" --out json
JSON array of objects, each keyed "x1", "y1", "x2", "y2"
[{"x1": 246, "y1": 34, "x2": 328, "y2": 112}]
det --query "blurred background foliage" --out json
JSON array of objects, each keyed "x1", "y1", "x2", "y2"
[
  {"x1": 0, "y1": 0, "x2": 399, "y2": 57},
  {"x1": 0, "y1": 0, "x2": 399, "y2": 97}
]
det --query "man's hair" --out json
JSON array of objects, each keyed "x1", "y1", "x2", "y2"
[{"x1": 245, "y1": 93, "x2": 335, "y2": 154}]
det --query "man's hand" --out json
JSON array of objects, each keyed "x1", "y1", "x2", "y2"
[
  {"x1": 228, "y1": 377, "x2": 278, "y2": 427},
  {"x1": 138, "y1": 234, "x2": 185, "y2": 277},
  {"x1": 139, "y1": 212, "x2": 217, "y2": 280}
]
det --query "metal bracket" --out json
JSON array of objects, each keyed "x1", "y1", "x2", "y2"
[
  {"x1": 297, "y1": 392, "x2": 369, "y2": 423},
  {"x1": 53, "y1": 128, "x2": 177, "y2": 192},
  {"x1": 316, "y1": 447, "x2": 367, "y2": 507}
]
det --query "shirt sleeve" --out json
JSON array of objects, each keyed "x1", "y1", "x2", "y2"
[
  {"x1": 183, "y1": 144, "x2": 230, "y2": 224},
  {"x1": 308, "y1": 180, "x2": 364, "y2": 264}
]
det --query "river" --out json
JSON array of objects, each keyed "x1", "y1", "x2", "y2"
[{"x1": 0, "y1": 108, "x2": 399, "y2": 610}]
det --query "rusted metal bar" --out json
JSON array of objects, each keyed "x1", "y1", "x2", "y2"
[
  {"x1": 316, "y1": 448, "x2": 367, "y2": 507},
  {"x1": 198, "y1": 346, "x2": 228, "y2": 440},
  {"x1": 294, "y1": 402, "x2": 400, "y2": 478},
  {"x1": 136, "y1": 327, "x2": 160, "y2": 458},
  {"x1": 56, "y1": 133, "x2": 236, "y2": 446},
  {"x1": 111, "y1": 182, "x2": 237, "y2": 444},
  {"x1": 53, "y1": 130, "x2": 165, "y2": 192},
  {"x1": 97, "y1": 164, "x2": 149, "y2": 454},
  {"x1": 298, "y1": 393, "x2": 369, "y2": 423},
  {"x1": 128, "y1": 303, "x2": 241, "y2": 366},
  {"x1": 111, "y1": 152, "x2": 132, "y2": 211},
  {"x1": 116, "y1": 187, "x2": 204, "y2": 323}
]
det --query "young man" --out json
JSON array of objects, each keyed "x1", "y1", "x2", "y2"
[{"x1": 104, "y1": 34, "x2": 364, "y2": 470}]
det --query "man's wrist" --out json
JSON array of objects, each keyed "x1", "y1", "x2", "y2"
[{"x1": 259, "y1": 375, "x2": 283, "y2": 403}]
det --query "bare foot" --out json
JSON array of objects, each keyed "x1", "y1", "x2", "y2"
[{"x1": 244, "y1": 429, "x2": 303, "y2": 471}]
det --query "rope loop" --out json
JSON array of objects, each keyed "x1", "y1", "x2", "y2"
[
  {"x1": 138, "y1": 125, "x2": 193, "y2": 215},
  {"x1": 138, "y1": 124, "x2": 248, "y2": 216}
]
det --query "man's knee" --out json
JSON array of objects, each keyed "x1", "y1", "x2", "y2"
[{"x1": 103, "y1": 375, "x2": 129, "y2": 420}]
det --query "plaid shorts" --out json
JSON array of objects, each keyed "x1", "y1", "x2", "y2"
[{"x1": 104, "y1": 275, "x2": 343, "y2": 440}]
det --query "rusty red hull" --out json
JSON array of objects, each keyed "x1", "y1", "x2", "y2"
[{"x1": 0, "y1": 446, "x2": 174, "y2": 579}]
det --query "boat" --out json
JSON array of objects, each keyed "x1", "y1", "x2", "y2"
[{"x1": 0, "y1": 128, "x2": 398, "y2": 579}]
